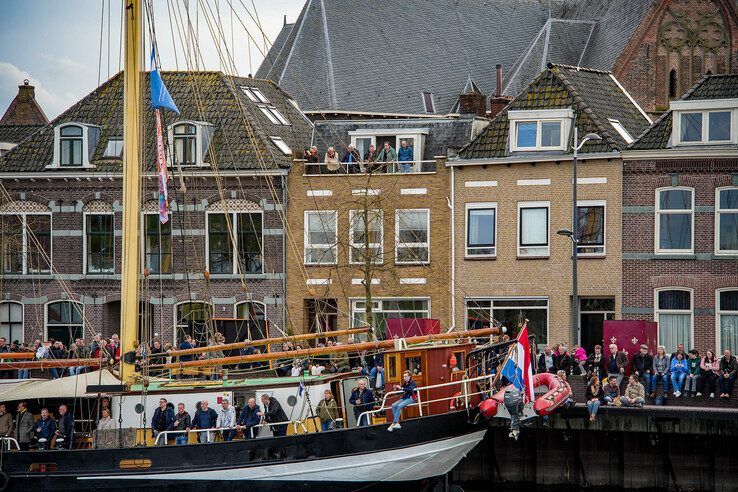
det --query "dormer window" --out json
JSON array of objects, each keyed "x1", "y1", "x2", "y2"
[
  {"x1": 508, "y1": 109, "x2": 573, "y2": 152},
  {"x1": 60, "y1": 125, "x2": 83, "y2": 166},
  {"x1": 49, "y1": 122, "x2": 100, "y2": 169},
  {"x1": 167, "y1": 121, "x2": 214, "y2": 167},
  {"x1": 103, "y1": 139, "x2": 123, "y2": 158},
  {"x1": 671, "y1": 99, "x2": 737, "y2": 145}
]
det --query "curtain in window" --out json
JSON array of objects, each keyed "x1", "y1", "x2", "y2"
[
  {"x1": 720, "y1": 315, "x2": 738, "y2": 354},
  {"x1": 521, "y1": 208, "x2": 547, "y2": 245},
  {"x1": 468, "y1": 209, "x2": 494, "y2": 247},
  {"x1": 658, "y1": 313, "x2": 691, "y2": 351}
]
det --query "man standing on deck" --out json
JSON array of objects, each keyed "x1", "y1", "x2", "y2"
[
  {"x1": 0, "y1": 404, "x2": 13, "y2": 445},
  {"x1": 14, "y1": 402, "x2": 34, "y2": 451},
  {"x1": 193, "y1": 400, "x2": 218, "y2": 443},
  {"x1": 167, "y1": 403, "x2": 191, "y2": 445},
  {"x1": 217, "y1": 398, "x2": 236, "y2": 441},
  {"x1": 237, "y1": 398, "x2": 261, "y2": 439},
  {"x1": 151, "y1": 398, "x2": 174, "y2": 445},
  {"x1": 259, "y1": 394, "x2": 288, "y2": 437},
  {"x1": 55, "y1": 404, "x2": 73, "y2": 449},
  {"x1": 34, "y1": 408, "x2": 56, "y2": 450},
  {"x1": 349, "y1": 379, "x2": 376, "y2": 427}
]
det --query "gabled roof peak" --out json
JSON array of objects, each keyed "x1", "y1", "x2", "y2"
[{"x1": 461, "y1": 75, "x2": 484, "y2": 96}]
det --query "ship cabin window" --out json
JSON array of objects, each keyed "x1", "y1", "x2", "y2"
[
  {"x1": 405, "y1": 354, "x2": 422, "y2": 376},
  {"x1": 387, "y1": 354, "x2": 400, "y2": 381}
]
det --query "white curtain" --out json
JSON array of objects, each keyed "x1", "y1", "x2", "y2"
[
  {"x1": 720, "y1": 315, "x2": 738, "y2": 354},
  {"x1": 658, "y1": 313, "x2": 691, "y2": 351},
  {"x1": 521, "y1": 208, "x2": 547, "y2": 245}
]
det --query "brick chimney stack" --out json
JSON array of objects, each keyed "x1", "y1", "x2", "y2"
[
  {"x1": 489, "y1": 64, "x2": 514, "y2": 118},
  {"x1": 17, "y1": 80, "x2": 35, "y2": 102},
  {"x1": 458, "y1": 76, "x2": 487, "y2": 117}
]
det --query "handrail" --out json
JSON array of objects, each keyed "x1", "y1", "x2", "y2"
[
  {"x1": 152, "y1": 418, "x2": 323, "y2": 445},
  {"x1": 304, "y1": 159, "x2": 438, "y2": 175},
  {"x1": 1, "y1": 437, "x2": 19, "y2": 451}
]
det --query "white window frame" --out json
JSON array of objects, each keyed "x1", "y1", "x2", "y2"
[
  {"x1": 44, "y1": 300, "x2": 84, "y2": 345},
  {"x1": 234, "y1": 300, "x2": 267, "y2": 321},
  {"x1": 576, "y1": 200, "x2": 606, "y2": 257},
  {"x1": 608, "y1": 118, "x2": 634, "y2": 144},
  {"x1": 49, "y1": 123, "x2": 96, "y2": 169},
  {"x1": 142, "y1": 212, "x2": 173, "y2": 275},
  {"x1": 166, "y1": 120, "x2": 214, "y2": 167},
  {"x1": 465, "y1": 297, "x2": 549, "y2": 347},
  {"x1": 716, "y1": 288, "x2": 738, "y2": 355},
  {"x1": 83, "y1": 211, "x2": 115, "y2": 275},
  {"x1": 103, "y1": 138, "x2": 124, "y2": 158},
  {"x1": 395, "y1": 209, "x2": 430, "y2": 265},
  {"x1": 348, "y1": 129, "x2": 428, "y2": 166},
  {"x1": 421, "y1": 92, "x2": 435, "y2": 114},
  {"x1": 205, "y1": 210, "x2": 264, "y2": 275},
  {"x1": 350, "y1": 297, "x2": 431, "y2": 330},
  {"x1": 654, "y1": 287, "x2": 694, "y2": 349},
  {"x1": 465, "y1": 202, "x2": 497, "y2": 258},
  {"x1": 239, "y1": 86, "x2": 269, "y2": 103},
  {"x1": 0, "y1": 211, "x2": 53, "y2": 274},
  {"x1": 670, "y1": 99, "x2": 738, "y2": 146},
  {"x1": 173, "y1": 301, "x2": 213, "y2": 345},
  {"x1": 715, "y1": 186, "x2": 738, "y2": 255},
  {"x1": 655, "y1": 187, "x2": 694, "y2": 255},
  {"x1": 269, "y1": 136, "x2": 292, "y2": 155},
  {"x1": 517, "y1": 201, "x2": 550, "y2": 258},
  {"x1": 349, "y1": 210, "x2": 383, "y2": 265},
  {"x1": 304, "y1": 210, "x2": 338, "y2": 266},
  {"x1": 0, "y1": 301, "x2": 23, "y2": 343},
  {"x1": 508, "y1": 109, "x2": 573, "y2": 152}
]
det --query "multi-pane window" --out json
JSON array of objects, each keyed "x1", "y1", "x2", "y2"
[
  {"x1": 0, "y1": 213, "x2": 51, "y2": 274},
  {"x1": 656, "y1": 188, "x2": 693, "y2": 253},
  {"x1": 46, "y1": 301, "x2": 83, "y2": 348},
  {"x1": 207, "y1": 212, "x2": 263, "y2": 274},
  {"x1": 59, "y1": 125, "x2": 83, "y2": 166},
  {"x1": 173, "y1": 123, "x2": 197, "y2": 166},
  {"x1": 466, "y1": 298, "x2": 548, "y2": 347},
  {"x1": 236, "y1": 301, "x2": 266, "y2": 322},
  {"x1": 351, "y1": 298, "x2": 429, "y2": 339},
  {"x1": 655, "y1": 289, "x2": 692, "y2": 351},
  {"x1": 305, "y1": 211, "x2": 338, "y2": 265},
  {"x1": 518, "y1": 202, "x2": 549, "y2": 257},
  {"x1": 240, "y1": 85, "x2": 290, "y2": 125},
  {"x1": 396, "y1": 209, "x2": 430, "y2": 264},
  {"x1": 718, "y1": 290, "x2": 738, "y2": 354},
  {"x1": 144, "y1": 214, "x2": 172, "y2": 274},
  {"x1": 0, "y1": 302, "x2": 23, "y2": 343},
  {"x1": 716, "y1": 187, "x2": 738, "y2": 254},
  {"x1": 466, "y1": 204, "x2": 496, "y2": 257},
  {"x1": 175, "y1": 302, "x2": 212, "y2": 344},
  {"x1": 85, "y1": 214, "x2": 114, "y2": 274},
  {"x1": 576, "y1": 202, "x2": 605, "y2": 255},
  {"x1": 104, "y1": 139, "x2": 123, "y2": 158},
  {"x1": 515, "y1": 120, "x2": 562, "y2": 149},
  {"x1": 349, "y1": 210, "x2": 383, "y2": 264},
  {"x1": 678, "y1": 110, "x2": 732, "y2": 144}
]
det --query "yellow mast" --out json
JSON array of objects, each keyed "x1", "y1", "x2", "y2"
[{"x1": 120, "y1": 0, "x2": 142, "y2": 383}]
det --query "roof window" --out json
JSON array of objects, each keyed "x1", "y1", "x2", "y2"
[
  {"x1": 103, "y1": 139, "x2": 124, "y2": 158},
  {"x1": 422, "y1": 92, "x2": 435, "y2": 113},
  {"x1": 269, "y1": 136, "x2": 292, "y2": 155},
  {"x1": 608, "y1": 119, "x2": 633, "y2": 144}
]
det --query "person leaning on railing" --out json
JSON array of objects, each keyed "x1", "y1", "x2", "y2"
[
  {"x1": 375, "y1": 141, "x2": 397, "y2": 173},
  {"x1": 166, "y1": 403, "x2": 191, "y2": 445},
  {"x1": 397, "y1": 140, "x2": 414, "y2": 173},
  {"x1": 349, "y1": 379, "x2": 375, "y2": 427},
  {"x1": 259, "y1": 394, "x2": 289, "y2": 437},
  {"x1": 387, "y1": 371, "x2": 416, "y2": 432}
]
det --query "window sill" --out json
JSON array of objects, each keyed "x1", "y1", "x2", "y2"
[
  {"x1": 304, "y1": 263, "x2": 338, "y2": 267},
  {"x1": 652, "y1": 253, "x2": 696, "y2": 260},
  {"x1": 516, "y1": 255, "x2": 550, "y2": 260},
  {"x1": 45, "y1": 164, "x2": 96, "y2": 170},
  {"x1": 395, "y1": 262, "x2": 431, "y2": 266},
  {"x1": 576, "y1": 254, "x2": 606, "y2": 260},
  {"x1": 464, "y1": 255, "x2": 497, "y2": 260}
]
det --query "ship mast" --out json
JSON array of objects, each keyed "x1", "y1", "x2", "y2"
[{"x1": 119, "y1": 0, "x2": 142, "y2": 383}]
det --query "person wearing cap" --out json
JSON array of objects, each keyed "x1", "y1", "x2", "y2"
[{"x1": 631, "y1": 344, "x2": 653, "y2": 393}]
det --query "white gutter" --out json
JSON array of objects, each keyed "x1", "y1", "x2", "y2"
[
  {"x1": 0, "y1": 169, "x2": 289, "y2": 180},
  {"x1": 447, "y1": 166, "x2": 456, "y2": 332},
  {"x1": 446, "y1": 151, "x2": 620, "y2": 167}
]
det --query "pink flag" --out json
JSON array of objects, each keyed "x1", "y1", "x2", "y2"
[{"x1": 155, "y1": 110, "x2": 169, "y2": 224}]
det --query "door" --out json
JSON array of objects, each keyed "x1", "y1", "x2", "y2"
[{"x1": 580, "y1": 298, "x2": 615, "y2": 352}]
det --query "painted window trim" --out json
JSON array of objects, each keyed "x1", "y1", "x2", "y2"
[
  {"x1": 233, "y1": 300, "x2": 267, "y2": 321},
  {"x1": 672, "y1": 108, "x2": 736, "y2": 146},
  {"x1": 508, "y1": 109, "x2": 573, "y2": 152},
  {"x1": 715, "y1": 186, "x2": 738, "y2": 256},
  {"x1": 517, "y1": 201, "x2": 550, "y2": 258},
  {"x1": 0, "y1": 301, "x2": 23, "y2": 342},
  {"x1": 82, "y1": 211, "x2": 115, "y2": 275},
  {"x1": 576, "y1": 199, "x2": 606, "y2": 257},
  {"x1": 350, "y1": 297, "x2": 431, "y2": 330},
  {"x1": 304, "y1": 210, "x2": 339, "y2": 266},
  {"x1": 48, "y1": 123, "x2": 97, "y2": 169},
  {"x1": 716, "y1": 288, "x2": 738, "y2": 354},
  {"x1": 167, "y1": 120, "x2": 214, "y2": 167},
  {"x1": 654, "y1": 287, "x2": 694, "y2": 349},
  {"x1": 205, "y1": 210, "x2": 264, "y2": 275},
  {"x1": 44, "y1": 300, "x2": 84, "y2": 344},
  {"x1": 141, "y1": 212, "x2": 173, "y2": 274},
  {"x1": 0, "y1": 211, "x2": 53, "y2": 274},
  {"x1": 348, "y1": 209, "x2": 384, "y2": 265},
  {"x1": 607, "y1": 118, "x2": 634, "y2": 144},
  {"x1": 395, "y1": 208, "x2": 431, "y2": 265},
  {"x1": 464, "y1": 297, "x2": 550, "y2": 346},
  {"x1": 173, "y1": 301, "x2": 213, "y2": 345},
  {"x1": 465, "y1": 202, "x2": 497, "y2": 258},
  {"x1": 654, "y1": 187, "x2": 695, "y2": 255}
]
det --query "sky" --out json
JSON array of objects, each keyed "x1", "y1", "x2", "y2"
[{"x1": 0, "y1": 0, "x2": 304, "y2": 120}]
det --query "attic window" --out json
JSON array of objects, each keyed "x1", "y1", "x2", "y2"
[
  {"x1": 104, "y1": 139, "x2": 124, "y2": 158},
  {"x1": 60, "y1": 125, "x2": 83, "y2": 166},
  {"x1": 258, "y1": 105, "x2": 290, "y2": 126},
  {"x1": 670, "y1": 99, "x2": 737, "y2": 146},
  {"x1": 269, "y1": 136, "x2": 292, "y2": 155},
  {"x1": 422, "y1": 92, "x2": 435, "y2": 113},
  {"x1": 240, "y1": 86, "x2": 269, "y2": 103},
  {"x1": 48, "y1": 122, "x2": 100, "y2": 169},
  {"x1": 167, "y1": 121, "x2": 214, "y2": 167},
  {"x1": 508, "y1": 109, "x2": 573, "y2": 152},
  {"x1": 608, "y1": 119, "x2": 634, "y2": 144}
]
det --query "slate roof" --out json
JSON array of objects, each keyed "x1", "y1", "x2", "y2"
[
  {"x1": 0, "y1": 124, "x2": 43, "y2": 145},
  {"x1": 258, "y1": 0, "x2": 655, "y2": 115},
  {"x1": 629, "y1": 74, "x2": 738, "y2": 150},
  {"x1": 458, "y1": 64, "x2": 652, "y2": 160},
  {"x1": 0, "y1": 72, "x2": 314, "y2": 173},
  {"x1": 254, "y1": 20, "x2": 295, "y2": 79},
  {"x1": 0, "y1": 82, "x2": 49, "y2": 126}
]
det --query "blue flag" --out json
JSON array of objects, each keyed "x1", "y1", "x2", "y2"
[{"x1": 150, "y1": 48, "x2": 179, "y2": 114}]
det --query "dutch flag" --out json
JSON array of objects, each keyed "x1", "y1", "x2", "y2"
[{"x1": 501, "y1": 322, "x2": 535, "y2": 402}]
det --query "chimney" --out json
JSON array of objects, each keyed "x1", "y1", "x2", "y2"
[
  {"x1": 489, "y1": 65, "x2": 514, "y2": 118},
  {"x1": 458, "y1": 76, "x2": 487, "y2": 117},
  {"x1": 17, "y1": 79, "x2": 35, "y2": 102}
]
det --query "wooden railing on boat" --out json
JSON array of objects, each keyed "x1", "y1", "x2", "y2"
[
  {"x1": 152, "y1": 327, "x2": 499, "y2": 370},
  {"x1": 0, "y1": 358, "x2": 105, "y2": 370}
]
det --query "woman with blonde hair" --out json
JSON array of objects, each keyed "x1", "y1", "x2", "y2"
[{"x1": 316, "y1": 389, "x2": 340, "y2": 431}]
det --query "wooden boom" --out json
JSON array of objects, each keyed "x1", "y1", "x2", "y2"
[
  {"x1": 153, "y1": 327, "x2": 500, "y2": 370},
  {"x1": 0, "y1": 352, "x2": 38, "y2": 360},
  {"x1": 164, "y1": 327, "x2": 372, "y2": 358},
  {"x1": 0, "y1": 358, "x2": 105, "y2": 370}
]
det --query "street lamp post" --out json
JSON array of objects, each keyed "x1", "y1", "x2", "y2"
[{"x1": 559, "y1": 127, "x2": 602, "y2": 346}]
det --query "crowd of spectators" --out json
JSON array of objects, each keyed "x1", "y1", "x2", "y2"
[{"x1": 304, "y1": 140, "x2": 416, "y2": 174}]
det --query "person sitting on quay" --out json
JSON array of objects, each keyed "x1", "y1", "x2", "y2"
[
  {"x1": 631, "y1": 344, "x2": 653, "y2": 393},
  {"x1": 684, "y1": 349, "x2": 701, "y2": 397},
  {"x1": 55, "y1": 404, "x2": 73, "y2": 449},
  {"x1": 537, "y1": 346, "x2": 555, "y2": 374},
  {"x1": 34, "y1": 408, "x2": 56, "y2": 450},
  {"x1": 316, "y1": 389, "x2": 340, "y2": 432},
  {"x1": 719, "y1": 349, "x2": 737, "y2": 398},
  {"x1": 387, "y1": 371, "x2": 417, "y2": 432},
  {"x1": 554, "y1": 345, "x2": 573, "y2": 375},
  {"x1": 606, "y1": 343, "x2": 629, "y2": 387},
  {"x1": 216, "y1": 398, "x2": 237, "y2": 442},
  {"x1": 259, "y1": 394, "x2": 289, "y2": 437},
  {"x1": 649, "y1": 345, "x2": 670, "y2": 398},
  {"x1": 237, "y1": 398, "x2": 261, "y2": 439},
  {"x1": 572, "y1": 345, "x2": 588, "y2": 375},
  {"x1": 166, "y1": 403, "x2": 191, "y2": 446},
  {"x1": 586, "y1": 344, "x2": 606, "y2": 380},
  {"x1": 585, "y1": 375, "x2": 604, "y2": 422},
  {"x1": 0, "y1": 404, "x2": 13, "y2": 443},
  {"x1": 700, "y1": 350, "x2": 719, "y2": 398},
  {"x1": 621, "y1": 375, "x2": 645, "y2": 408},
  {"x1": 671, "y1": 343, "x2": 686, "y2": 360},
  {"x1": 14, "y1": 402, "x2": 34, "y2": 451},
  {"x1": 193, "y1": 400, "x2": 218, "y2": 443},
  {"x1": 603, "y1": 376, "x2": 622, "y2": 406},
  {"x1": 152, "y1": 398, "x2": 174, "y2": 445},
  {"x1": 397, "y1": 140, "x2": 414, "y2": 172},
  {"x1": 349, "y1": 378, "x2": 375, "y2": 427},
  {"x1": 669, "y1": 351, "x2": 689, "y2": 397}
]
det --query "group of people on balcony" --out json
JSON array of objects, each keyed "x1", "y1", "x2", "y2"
[{"x1": 304, "y1": 140, "x2": 415, "y2": 173}]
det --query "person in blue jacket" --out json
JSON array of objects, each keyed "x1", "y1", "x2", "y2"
[
  {"x1": 151, "y1": 398, "x2": 175, "y2": 445},
  {"x1": 388, "y1": 370, "x2": 417, "y2": 432},
  {"x1": 670, "y1": 351, "x2": 689, "y2": 397},
  {"x1": 397, "y1": 140, "x2": 414, "y2": 172},
  {"x1": 34, "y1": 408, "x2": 56, "y2": 450},
  {"x1": 237, "y1": 397, "x2": 261, "y2": 439},
  {"x1": 349, "y1": 379, "x2": 375, "y2": 427}
]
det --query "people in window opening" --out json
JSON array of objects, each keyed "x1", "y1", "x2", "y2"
[
  {"x1": 537, "y1": 346, "x2": 555, "y2": 373},
  {"x1": 606, "y1": 343, "x2": 629, "y2": 387},
  {"x1": 631, "y1": 344, "x2": 653, "y2": 393},
  {"x1": 585, "y1": 376, "x2": 604, "y2": 422},
  {"x1": 216, "y1": 398, "x2": 236, "y2": 442},
  {"x1": 621, "y1": 375, "x2": 645, "y2": 407},
  {"x1": 397, "y1": 140, "x2": 414, "y2": 172},
  {"x1": 316, "y1": 389, "x2": 340, "y2": 431},
  {"x1": 586, "y1": 345, "x2": 606, "y2": 380},
  {"x1": 669, "y1": 351, "x2": 688, "y2": 397},
  {"x1": 650, "y1": 345, "x2": 670, "y2": 398},
  {"x1": 237, "y1": 398, "x2": 261, "y2": 439},
  {"x1": 152, "y1": 398, "x2": 174, "y2": 445},
  {"x1": 324, "y1": 146, "x2": 340, "y2": 172},
  {"x1": 259, "y1": 394, "x2": 288, "y2": 437},
  {"x1": 387, "y1": 370, "x2": 416, "y2": 432},
  {"x1": 349, "y1": 379, "x2": 375, "y2": 427},
  {"x1": 305, "y1": 146, "x2": 320, "y2": 163},
  {"x1": 34, "y1": 408, "x2": 56, "y2": 450},
  {"x1": 719, "y1": 349, "x2": 737, "y2": 398},
  {"x1": 192, "y1": 400, "x2": 218, "y2": 443},
  {"x1": 97, "y1": 408, "x2": 116, "y2": 431},
  {"x1": 55, "y1": 404, "x2": 73, "y2": 449},
  {"x1": 603, "y1": 376, "x2": 621, "y2": 405},
  {"x1": 700, "y1": 350, "x2": 719, "y2": 398},
  {"x1": 375, "y1": 141, "x2": 397, "y2": 173},
  {"x1": 554, "y1": 346, "x2": 573, "y2": 375},
  {"x1": 684, "y1": 349, "x2": 701, "y2": 397},
  {"x1": 14, "y1": 402, "x2": 34, "y2": 451}
]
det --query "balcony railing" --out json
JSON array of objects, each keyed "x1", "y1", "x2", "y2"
[{"x1": 303, "y1": 160, "x2": 437, "y2": 176}]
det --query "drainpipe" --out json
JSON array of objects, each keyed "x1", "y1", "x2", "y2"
[
  {"x1": 281, "y1": 175, "x2": 288, "y2": 333},
  {"x1": 447, "y1": 165, "x2": 456, "y2": 332}
]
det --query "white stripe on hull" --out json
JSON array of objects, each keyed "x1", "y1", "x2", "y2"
[{"x1": 82, "y1": 429, "x2": 486, "y2": 483}]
